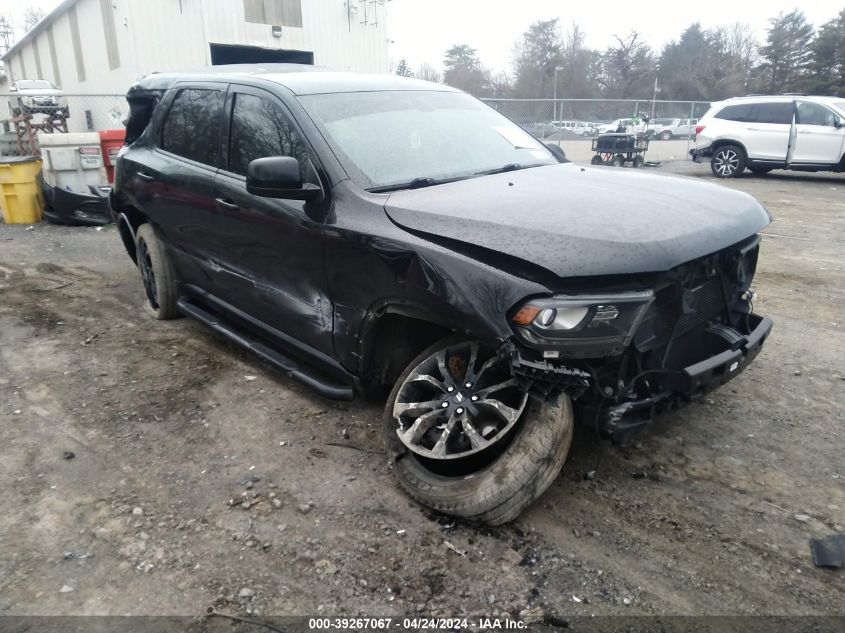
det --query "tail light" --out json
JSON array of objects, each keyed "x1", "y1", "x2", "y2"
[{"x1": 695, "y1": 124, "x2": 706, "y2": 136}]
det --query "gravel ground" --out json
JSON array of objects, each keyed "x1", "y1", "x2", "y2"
[{"x1": 0, "y1": 160, "x2": 843, "y2": 623}]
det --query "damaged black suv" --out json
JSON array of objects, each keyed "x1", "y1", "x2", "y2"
[{"x1": 112, "y1": 65, "x2": 772, "y2": 525}]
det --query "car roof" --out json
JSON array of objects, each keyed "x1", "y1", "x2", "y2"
[
  {"x1": 131, "y1": 64, "x2": 458, "y2": 96},
  {"x1": 717, "y1": 95, "x2": 844, "y2": 105}
]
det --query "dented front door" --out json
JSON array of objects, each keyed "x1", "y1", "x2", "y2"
[{"x1": 212, "y1": 85, "x2": 334, "y2": 355}]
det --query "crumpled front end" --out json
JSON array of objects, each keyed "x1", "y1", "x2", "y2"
[{"x1": 507, "y1": 235, "x2": 771, "y2": 443}]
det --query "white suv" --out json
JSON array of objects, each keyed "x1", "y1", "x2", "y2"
[{"x1": 691, "y1": 95, "x2": 845, "y2": 177}]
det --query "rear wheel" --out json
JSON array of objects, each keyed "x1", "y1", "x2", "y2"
[
  {"x1": 659, "y1": 130, "x2": 672, "y2": 141},
  {"x1": 711, "y1": 144, "x2": 746, "y2": 178},
  {"x1": 383, "y1": 336, "x2": 574, "y2": 525},
  {"x1": 135, "y1": 224, "x2": 180, "y2": 320}
]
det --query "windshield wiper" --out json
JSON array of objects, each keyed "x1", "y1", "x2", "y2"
[
  {"x1": 474, "y1": 163, "x2": 544, "y2": 176},
  {"x1": 368, "y1": 176, "x2": 454, "y2": 193}
]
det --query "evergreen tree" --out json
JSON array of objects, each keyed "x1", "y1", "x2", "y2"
[
  {"x1": 758, "y1": 10, "x2": 814, "y2": 93},
  {"x1": 809, "y1": 9, "x2": 845, "y2": 95},
  {"x1": 443, "y1": 44, "x2": 491, "y2": 96},
  {"x1": 512, "y1": 19, "x2": 564, "y2": 98},
  {"x1": 395, "y1": 58, "x2": 414, "y2": 78}
]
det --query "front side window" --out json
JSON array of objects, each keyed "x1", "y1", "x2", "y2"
[
  {"x1": 227, "y1": 92, "x2": 309, "y2": 177},
  {"x1": 299, "y1": 90, "x2": 556, "y2": 190},
  {"x1": 160, "y1": 88, "x2": 225, "y2": 166},
  {"x1": 797, "y1": 102, "x2": 837, "y2": 126}
]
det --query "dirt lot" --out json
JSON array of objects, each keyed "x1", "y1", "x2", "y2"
[{"x1": 1, "y1": 161, "x2": 843, "y2": 623}]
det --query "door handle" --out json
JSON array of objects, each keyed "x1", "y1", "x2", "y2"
[
  {"x1": 215, "y1": 197, "x2": 239, "y2": 211},
  {"x1": 137, "y1": 172, "x2": 155, "y2": 181}
]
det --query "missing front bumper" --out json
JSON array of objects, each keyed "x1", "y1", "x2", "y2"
[{"x1": 586, "y1": 313, "x2": 773, "y2": 441}]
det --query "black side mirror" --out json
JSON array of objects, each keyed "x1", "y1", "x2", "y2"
[
  {"x1": 545, "y1": 143, "x2": 569, "y2": 163},
  {"x1": 246, "y1": 156, "x2": 322, "y2": 201}
]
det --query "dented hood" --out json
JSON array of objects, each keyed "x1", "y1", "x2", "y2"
[{"x1": 383, "y1": 163, "x2": 771, "y2": 278}]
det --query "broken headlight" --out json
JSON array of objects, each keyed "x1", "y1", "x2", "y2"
[{"x1": 511, "y1": 290, "x2": 654, "y2": 354}]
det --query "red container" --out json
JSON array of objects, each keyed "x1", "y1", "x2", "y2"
[{"x1": 98, "y1": 129, "x2": 125, "y2": 184}]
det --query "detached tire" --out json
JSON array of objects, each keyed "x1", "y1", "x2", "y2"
[
  {"x1": 135, "y1": 223, "x2": 180, "y2": 320},
  {"x1": 383, "y1": 335, "x2": 574, "y2": 525}
]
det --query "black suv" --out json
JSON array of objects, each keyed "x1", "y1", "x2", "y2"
[{"x1": 112, "y1": 65, "x2": 773, "y2": 525}]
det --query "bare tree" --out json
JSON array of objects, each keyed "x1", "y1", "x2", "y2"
[
  {"x1": 22, "y1": 6, "x2": 46, "y2": 33},
  {"x1": 710, "y1": 23, "x2": 759, "y2": 98},
  {"x1": 0, "y1": 14, "x2": 14, "y2": 56},
  {"x1": 599, "y1": 31, "x2": 656, "y2": 98},
  {"x1": 416, "y1": 63, "x2": 442, "y2": 83}
]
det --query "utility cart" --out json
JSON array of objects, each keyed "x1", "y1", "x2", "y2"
[{"x1": 590, "y1": 133, "x2": 649, "y2": 167}]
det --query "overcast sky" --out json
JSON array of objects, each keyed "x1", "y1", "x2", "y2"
[
  {"x1": 3, "y1": 0, "x2": 843, "y2": 74},
  {"x1": 385, "y1": 0, "x2": 842, "y2": 74}
]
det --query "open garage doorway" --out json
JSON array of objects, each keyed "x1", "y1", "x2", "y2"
[{"x1": 209, "y1": 43, "x2": 314, "y2": 65}]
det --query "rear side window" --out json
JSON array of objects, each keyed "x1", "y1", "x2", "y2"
[
  {"x1": 754, "y1": 103, "x2": 793, "y2": 124},
  {"x1": 714, "y1": 104, "x2": 754, "y2": 122},
  {"x1": 160, "y1": 88, "x2": 225, "y2": 166},
  {"x1": 227, "y1": 92, "x2": 309, "y2": 177}
]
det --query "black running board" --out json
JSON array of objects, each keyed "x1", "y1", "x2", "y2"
[{"x1": 177, "y1": 297, "x2": 354, "y2": 400}]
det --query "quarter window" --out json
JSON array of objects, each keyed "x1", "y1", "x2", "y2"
[
  {"x1": 796, "y1": 102, "x2": 836, "y2": 126},
  {"x1": 160, "y1": 88, "x2": 225, "y2": 166},
  {"x1": 227, "y1": 92, "x2": 309, "y2": 177},
  {"x1": 714, "y1": 104, "x2": 754, "y2": 122}
]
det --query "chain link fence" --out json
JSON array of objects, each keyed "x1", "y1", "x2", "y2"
[
  {"x1": 483, "y1": 98, "x2": 712, "y2": 163},
  {"x1": 0, "y1": 94, "x2": 127, "y2": 156},
  {"x1": 0, "y1": 94, "x2": 714, "y2": 163}
]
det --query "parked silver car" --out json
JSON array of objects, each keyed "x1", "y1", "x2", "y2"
[{"x1": 8, "y1": 79, "x2": 70, "y2": 118}]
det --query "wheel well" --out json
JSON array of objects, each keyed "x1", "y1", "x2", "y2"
[
  {"x1": 361, "y1": 312, "x2": 453, "y2": 397},
  {"x1": 116, "y1": 205, "x2": 146, "y2": 264},
  {"x1": 710, "y1": 139, "x2": 748, "y2": 159}
]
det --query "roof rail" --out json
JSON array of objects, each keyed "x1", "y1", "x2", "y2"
[{"x1": 742, "y1": 93, "x2": 807, "y2": 97}]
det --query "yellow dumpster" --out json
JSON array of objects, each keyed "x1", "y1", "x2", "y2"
[{"x1": 0, "y1": 156, "x2": 44, "y2": 224}]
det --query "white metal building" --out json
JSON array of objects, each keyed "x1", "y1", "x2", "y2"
[{"x1": 1, "y1": 0, "x2": 389, "y2": 131}]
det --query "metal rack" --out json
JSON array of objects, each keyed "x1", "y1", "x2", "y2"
[{"x1": 11, "y1": 110, "x2": 69, "y2": 156}]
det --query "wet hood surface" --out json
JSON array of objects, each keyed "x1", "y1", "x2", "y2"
[{"x1": 384, "y1": 164, "x2": 771, "y2": 278}]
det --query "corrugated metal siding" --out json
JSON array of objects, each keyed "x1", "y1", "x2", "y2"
[
  {"x1": 244, "y1": 0, "x2": 303, "y2": 28},
  {"x1": 33, "y1": 38, "x2": 44, "y2": 79},
  {"x1": 124, "y1": 0, "x2": 212, "y2": 72},
  {"x1": 49, "y1": 12, "x2": 77, "y2": 90},
  {"x1": 47, "y1": 24, "x2": 62, "y2": 86},
  {"x1": 1, "y1": 0, "x2": 389, "y2": 97},
  {"x1": 68, "y1": 5, "x2": 86, "y2": 81},
  {"x1": 99, "y1": 0, "x2": 121, "y2": 70},
  {"x1": 203, "y1": 0, "x2": 389, "y2": 72}
]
